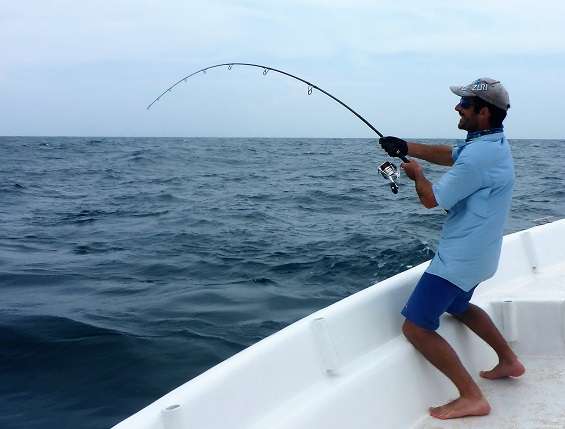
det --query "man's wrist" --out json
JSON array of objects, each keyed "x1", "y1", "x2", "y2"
[{"x1": 413, "y1": 169, "x2": 426, "y2": 182}]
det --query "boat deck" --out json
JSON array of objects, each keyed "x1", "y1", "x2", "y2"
[
  {"x1": 113, "y1": 220, "x2": 565, "y2": 429},
  {"x1": 416, "y1": 355, "x2": 565, "y2": 429},
  {"x1": 416, "y1": 263, "x2": 565, "y2": 429}
]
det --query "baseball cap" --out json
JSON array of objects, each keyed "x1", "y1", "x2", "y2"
[{"x1": 450, "y1": 78, "x2": 510, "y2": 111}]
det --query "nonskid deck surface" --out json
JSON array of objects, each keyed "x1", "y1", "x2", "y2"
[{"x1": 415, "y1": 355, "x2": 565, "y2": 429}]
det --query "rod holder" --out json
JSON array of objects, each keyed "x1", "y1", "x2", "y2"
[
  {"x1": 561, "y1": 300, "x2": 565, "y2": 345},
  {"x1": 501, "y1": 300, "x2": 518, "y2": 342},
  {"x1": 311, "y1": 317, "x2": 340, "y2": 375},
  {"x1": 161, "y1": 404, "x2": 184, "y2": 429},
  {"x1": 522, "y1": 230, "x2": 540, "y2": 273}
]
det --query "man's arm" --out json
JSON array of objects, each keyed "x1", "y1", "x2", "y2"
[
  {"x1": 401, "y1": 160, "x2": 438, "y2": 209},
  {"x1": 406, "y1": 142, "x2": 454, "y2": 167},
  {"x1": 413, "y1": 171, "x2": 438, "y2": 208},
  {"x1": 379, "y1": 136, "x2": 454, "y2": 166}
]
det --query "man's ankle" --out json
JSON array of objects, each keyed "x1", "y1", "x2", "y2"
[{"x1": 459, "y1": 384, "x2": 484, "y2": 400}]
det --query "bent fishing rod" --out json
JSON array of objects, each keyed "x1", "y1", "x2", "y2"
[{"x1": 147, "y1": 62, "x2": 408, "y2": 193}]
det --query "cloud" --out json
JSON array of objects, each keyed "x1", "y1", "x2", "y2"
[
  {"x1": 0, "y1": 1, "x2": 262, "y2": 67},
  {"x1": 3, "y1": 0, "x2": 564, "y2": 72},
  {"x1": 1, "y1": 0, "x2": 564, "y2": 138},
  {"x1": 245, "y1": 1, "x2": 565, "y2": 57}
]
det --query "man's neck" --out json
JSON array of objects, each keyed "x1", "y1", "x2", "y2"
[{"x1": 466, "y1": 127, "x2": 504, "y2": 142}]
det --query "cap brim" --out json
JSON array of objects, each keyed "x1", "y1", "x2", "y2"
[{"x1": 449, "y1": 85, "x2": 474, "y2": 97}]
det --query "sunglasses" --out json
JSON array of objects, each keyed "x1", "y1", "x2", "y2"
[{"x1": 458, "y1": 97, "x2": 475, "y2": 109}]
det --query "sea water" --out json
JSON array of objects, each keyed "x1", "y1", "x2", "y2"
[{"x1": 0, "y1": 136, "x2": 563, "y2": 428}]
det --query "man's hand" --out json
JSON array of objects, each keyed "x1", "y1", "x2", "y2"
[
  {"x1": 379, "y1": 136, "x2": 408, "y2": 158},
  {"x1": 401, "y1": 160, "x2": 423, "y2": 181}
]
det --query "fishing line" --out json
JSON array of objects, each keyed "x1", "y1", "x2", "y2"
[{"x1": 147, "y1": 62, "x2": 407, "y2": 193}]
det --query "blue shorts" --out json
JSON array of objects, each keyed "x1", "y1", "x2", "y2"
[{"x1": 401, "y1": 272, "x2": 476, "y2": 331}]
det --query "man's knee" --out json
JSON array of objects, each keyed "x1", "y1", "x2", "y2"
[
  {"x1": 452, "y1": 303, "x2": 479, "y2": 323},
  {"x1": 402, "y1": 319, "x2": 432, "y2": 343}
]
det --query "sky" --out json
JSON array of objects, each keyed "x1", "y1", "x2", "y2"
[{"x1": 1, "y1": 0, "x2": 564, "y2": 139}]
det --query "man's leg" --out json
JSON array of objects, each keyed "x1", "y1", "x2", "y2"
[
  {"x1": 402, "y1": 320, "x2": 490, "y2": 419},
  {"x1": 453, "y1": 303, "x2": 525, "y2": 379}
]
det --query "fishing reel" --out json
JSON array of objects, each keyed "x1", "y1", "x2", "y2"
[{"x1": 378, "y1": 161, "x2": 400, "y2": 194}]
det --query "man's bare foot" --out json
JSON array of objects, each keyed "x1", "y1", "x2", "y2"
[
  {"x1": 480, "y1": 359, "x2": 525, "y2": 379},
  {"x1": 429, "y1": 396, "x2": 491, "y2": 419}
]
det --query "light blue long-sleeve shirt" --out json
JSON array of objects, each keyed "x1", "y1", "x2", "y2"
[{"x1": 426, "y1": 131, "x2": 514, "y2": 291}]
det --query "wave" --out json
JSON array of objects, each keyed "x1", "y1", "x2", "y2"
[
  {"x1": 0, "y1": 271, "x2": 80, "y2": 288},
  {"x1": 0, "y1": 182, "x2": 27, "y2": 195},
  {"x1": 0, "y1": 315, "x2": 134, "y2": 356},
  {"x1": 0, "y1": 136, "x2": 560, "y2": 429},
  {"x1": 72, "y1": 242, "x2": 127, "y2": 255}
]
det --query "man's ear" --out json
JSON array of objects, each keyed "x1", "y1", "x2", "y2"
[
  {"x1": 479, "y1": 106, "x2": 492, "y2": 126},
  {"x1": 479, "y1": 106, "x2": 491, "y2": 119}
]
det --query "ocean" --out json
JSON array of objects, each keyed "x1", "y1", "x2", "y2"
[{"x1": 0, "y1": 136, "x2": 563, "y2": 428}]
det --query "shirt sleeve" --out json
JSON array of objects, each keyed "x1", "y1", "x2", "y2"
[
  {"x1": 452, "y1": 145, "x2": 460, "y2": 162},
  {"x1": 432, "y1": 156, "x2": 483, "y2": 210}
]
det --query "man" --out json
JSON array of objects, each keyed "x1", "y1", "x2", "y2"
[{"x1": 379, "y1": 78, "x2": 525, "y2": 420}]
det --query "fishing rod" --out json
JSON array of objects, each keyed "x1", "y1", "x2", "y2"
[{"x1": 147, "y1": 62, "x2": 407, "y2": 193}]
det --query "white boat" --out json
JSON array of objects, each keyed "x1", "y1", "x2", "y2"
[{"x1": 113, "y1": 218, "x2": 565, "y2": 429}]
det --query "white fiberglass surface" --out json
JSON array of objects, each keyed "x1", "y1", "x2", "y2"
[
  {"x1": 113, "y1": 220, "x2": 565, "y2": 429},
  {"x1": 415, "y1": 355, "x2": 565, "y2": 429}
]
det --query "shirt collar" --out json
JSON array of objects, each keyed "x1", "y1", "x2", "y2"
[{"x1": 465, "y1": 127, "x2": 504, "y2": 142}]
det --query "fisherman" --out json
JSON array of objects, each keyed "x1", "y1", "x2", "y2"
[{"x1": 379, "y1": 78, "x2": 525, "y2": 420}]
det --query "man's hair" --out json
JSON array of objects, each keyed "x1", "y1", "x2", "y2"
[{"x1": 472, "y1": 97, "x2": 507, "y2": 128}]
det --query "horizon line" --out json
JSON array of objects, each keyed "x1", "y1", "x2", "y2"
[{"x1": 1, "y1": 135, "x2": 562, "y2": 141}]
